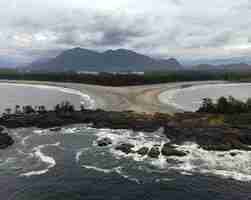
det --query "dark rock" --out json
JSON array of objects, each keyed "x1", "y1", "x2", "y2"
[
  {"x1": 161, "y1": 143, "x2": 186, "y2": 157},
  {"x1": 0, "y1": 132, "x2": 14, "y2": 149},
  {"x1": 97, "y1": 137, "x2": 112, "y2": 147},
  {"x1": 115, "y1": 143, "x2": 134, "y2": 154},
  {"x1": 148, "y1": 146, "x2": 160, "y2": 158},
  {"x1": 230, "y1": 152, "x2": 238, "y2": 157},
  {"x1": 166, "y1": 158, "x2": 183, "y2": 164},
  {"x1": 137, "y1": 147, "x2": 149, "y2": 156},
  {"x1": 50, "y1": 127, "x2": 62, "y2": 132}
]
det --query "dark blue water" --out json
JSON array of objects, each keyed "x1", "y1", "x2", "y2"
[{"x1": 0, "y1": 125, "x2": 251, "y2": 200}]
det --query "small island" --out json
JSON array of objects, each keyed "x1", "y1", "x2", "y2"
[{"x1": 1, "y1": 97, "x2": 251, "y2": 157}]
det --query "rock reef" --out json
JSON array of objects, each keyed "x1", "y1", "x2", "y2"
[{"x1": 1, "y1": 109, "x2": 251, "y2": 151}]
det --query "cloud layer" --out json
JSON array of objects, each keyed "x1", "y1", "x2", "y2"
[{"x1": 0, "y1": 0, "x2": 250, "y2": 64}]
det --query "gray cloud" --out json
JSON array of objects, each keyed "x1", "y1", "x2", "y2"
[{"x1": 0, "y1": 0, "x2": 250, "y2": 64}]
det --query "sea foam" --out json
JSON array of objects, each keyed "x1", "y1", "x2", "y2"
[
  {"x1": 170, "y1": 142, "x2": 251, "y2": 182},
  {"x1": 21, "y1": 142, "x2": 60, "y2": 177}
]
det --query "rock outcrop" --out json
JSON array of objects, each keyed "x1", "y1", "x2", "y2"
[
  {"x1": 161, "y1": 143, "x2": 186, "y2": 157},
  {"x1": 0, "y1": 127, "x2": 14, "y2": 149},
  {"x1": 148, "y1": 146, "x2": 161, "y2": 158},
  {"x1": 137, "y1": 147, "x2": 149, "y2": 156},
  {"x1": 115, "y1": 143, "x2": 135, "y2": 154},
  {"x1": 1, "y1": 109, "x2": 251, "y2": 152},
  {"x1": 97, "y1": 138, "x2": 112, "y2": 147}
]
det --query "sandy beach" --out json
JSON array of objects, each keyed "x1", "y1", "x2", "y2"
[{"x1": 0, "y1": 80, "x2": 225, "y2": 114}]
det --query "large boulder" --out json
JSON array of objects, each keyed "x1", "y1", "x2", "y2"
[
  {"x1": 137, "y1": 147, "x2": 149, "y2": 156},
  {"x1": 115, "y1": 143, "x2": 134, "y2": 154},
  {"x1": 97, "y1": 137, "x2": 112, "y2": 147},
  {"x1": 148, "y1": 146, "x2": 160, "y2": 158},
  {"x1": 0, "y1": 132, "x2": 14, "y2": 149},
  {"x1": 161, "y1": 143, "x2": 186, "y2": 157}
]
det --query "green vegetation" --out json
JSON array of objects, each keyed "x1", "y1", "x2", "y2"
[
  {"x1": 197, "y1": 96, "x2": 251, "y2": 114},
  {"x1": 0, "y1": 68, "x2": 251, "y2": 86},
  {"x1": 2, "y1": 101, "x2": 76, "y2": 116},
  {"x1": 54, "y1": 101, "x2": 75, "y2": 113}
]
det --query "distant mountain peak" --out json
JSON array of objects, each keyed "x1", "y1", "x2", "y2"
[
  {"x1": 28, "y1": 47, "x2": 182, "y2": 72},
  {"x1": 104, "y1": 49, "x2": 139, "y2": 55}
]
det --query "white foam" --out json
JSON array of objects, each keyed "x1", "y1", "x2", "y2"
[
  {"x1": 82, "y1": 165, "x2": 140, "y2": 184},
  {"x1": 33, "y1": 129, "x2": 47, "y2": 135},
  {"x1": 12, "y1": 131, "x2": 22, "y2": 139},
  {"x1": 63, "y1": 127, "x2": 78, "y2": 134},
  {"x1": 169, "y1": 142, "x2": 251, "y2": 182},
  {"x1": 75, "y1": 148, "x2": 89, "y2": 163},
  {"x1": 21, "y1": 142, "x2": 60, "y2": 177},
  {"x1": 21, "y1": 135, "x2": 33, "y2": 146},
  {"x1": 21, "y1": 169, "x2": 50, "y2": 177},
  {"x1": 95, "y1": 127, "x2": 251, "y2": 182},
  {"x1": 82, "y1": 165, "x2": 114, "y2": 174},
  {"x1": 95, "y1": 128, "x2": 171, "y2": 170}
]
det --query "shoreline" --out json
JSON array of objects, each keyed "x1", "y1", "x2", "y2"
[
  {"x1": 0, "y1": 82, "x2": 97, "y2": 110},
  {"x1": 159, "y1": 82, "x2": 251, "y2": 112},
  {"x1": 0, "y1": 80, "x2": 226, "y2": 114}
]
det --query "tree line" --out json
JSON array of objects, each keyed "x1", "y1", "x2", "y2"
[
  {"x1": 197, "y1": 96, "x2": 251, "y2": 114},
  {"x1": 2, "y1": 101, "x2": 85, "y2": 116},
  {"x1": 1, "y1": 69, "x2": 251, "y2": 86}
]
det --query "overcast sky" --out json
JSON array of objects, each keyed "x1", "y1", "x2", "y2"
[{"x1": 0, "y1": 0, "x2": 251, "y2": 64}]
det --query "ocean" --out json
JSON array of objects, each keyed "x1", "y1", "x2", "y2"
[{"x1": 159, "y1": 83, "x2": 251, "y2": 111}]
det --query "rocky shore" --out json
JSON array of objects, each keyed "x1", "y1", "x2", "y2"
[
  {"x1": 0, "y1": 126, "x2": 14, "y2": 149},
  {"x1": 1, "y1": 108, "x2": 251, "y2": 152}
]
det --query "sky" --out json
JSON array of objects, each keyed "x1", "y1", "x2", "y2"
[{"x1": 0, "y1": 0, "x2": 251, "y2": 65}]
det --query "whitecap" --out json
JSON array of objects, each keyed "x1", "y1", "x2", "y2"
[
  {"x1": 169, "y1": 142, "x2": 251, "y2": 182},
  {"x1": 21, "y1": 169, "x2": 50, "y2": 177},
  {"x1": 20, "y1": 142, "x2": 60, "y2": 177},
  {"x1": 95, "y1": 128, "x2": 170, "y2": 169},
  {"x1": 62, "y1": 127, "x2": 78, "y2": 135},
  {"x1": 21, "y1": 135, "x2": 33, "y2": 146},
  {"x1": 75, "y1": 148, "x2": 89, "y2": 163},
  {"x1": 82, "y1": 165, "x2": 141, "y2": 184},
  {"x1": 82, "y1": 165, "x2": 114, "y2": 174}
]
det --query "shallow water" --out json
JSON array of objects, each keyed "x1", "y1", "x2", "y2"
[
  {"x1": 0, "y1": 83, "x2": 94, "y2": 113},
  {"x1": 159, "y1": 83, "x2": 251, "y2": 111}
]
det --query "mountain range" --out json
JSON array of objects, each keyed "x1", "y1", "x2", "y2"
[
  {"x1": 192, "y1": 63, "x2": 251, "y2": 71},
  {"x1": 28, "y1": 48, "x2": 182, "y2": 72}
]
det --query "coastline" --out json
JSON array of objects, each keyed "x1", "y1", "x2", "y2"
[
  {"x1": 159, "y1": 82, "x2": 251, "y2": 112},
  {"x1": 0, "y1": 80, "x2": 226, "y2": 114},
  {"x1": 1, "y1": 80, "x2": 251, "y2": 183}
]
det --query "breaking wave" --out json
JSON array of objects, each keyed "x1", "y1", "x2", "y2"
[
  {"x1": 20, "y1": 142, "x2": 60, "y2": 177},
  {"x1": 93, "y1": 127, "x2": 251, "y2": 182}
]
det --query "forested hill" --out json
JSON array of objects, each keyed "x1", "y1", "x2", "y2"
[{"x1": 28, "y1": 48, "x2": 182, "y2": 72}]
